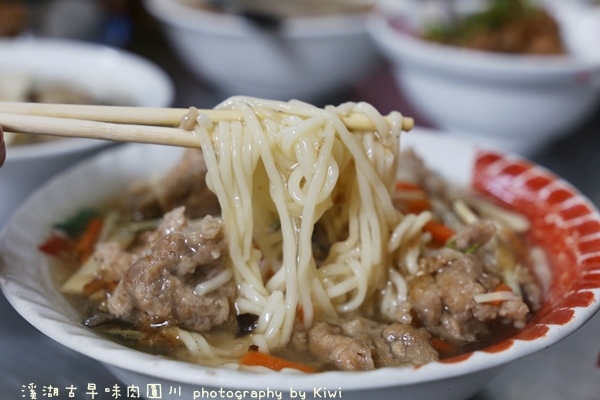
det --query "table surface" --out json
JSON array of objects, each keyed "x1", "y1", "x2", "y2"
[{"x1": 2, "y1": 24, "x2": 600, "y2": 400}]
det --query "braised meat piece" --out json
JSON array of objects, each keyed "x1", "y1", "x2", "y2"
[
  {"x1": 307, "y1": 318, "x2": 438, "y2": 371},
  {"x1": 106, "y1": 208, "x2": 233, "y2": 332},
  {"x1": 382, "y1": 323, "x2": 440, "y2": 366},
  {"x1": 450, "y1": 219, "x2": 496, "y2": 252},
  {"x1": 410, "y1": 248, "x2": 529, "y2": 342},
  {"x1": 307, "y1": 321, "x2": 374, "y2": 371},
  {"x1": 94, "y1": 242, "x2": 134, "y2": 282},
  {"x1": 124, "y1": 149, "x2": 220, "y2": 220}
]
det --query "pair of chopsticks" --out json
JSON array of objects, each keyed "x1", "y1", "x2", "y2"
[{"x1": 0, "y1": 102, "x2": 414, "y2": 148}]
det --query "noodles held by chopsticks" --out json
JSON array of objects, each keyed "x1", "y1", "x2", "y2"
[{"x1": 191, "y1": 96, "x2": 405, "y2": 350}]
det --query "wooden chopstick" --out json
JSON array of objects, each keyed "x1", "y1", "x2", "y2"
[
  {"x1": 0, "y1": 102, "x2": 415, "y2": 131},
  {"x1": 0, "y1": 102, "x2": 239, "y2": 128},
  {"x1": 0, "y1": 102, "x2": 414, "y2": 148},
  {"x1": 0, "y1": 113, "x2": 200, "y2": 147}
]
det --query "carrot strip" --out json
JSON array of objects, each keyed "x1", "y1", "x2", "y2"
[
  {"x1": 38, "y1": 232, "x2": 72, "y2": 257},
  {"x1": 240, "y1": 350, "x2": 315, "y2": 373},
  {"x1": 422, "y1": 220, "x2": 455, "y2": 243},
  {"x1": 430, "y1": 337, "x2": 459, "y2": 356},
  {"x1": 296, "y1": 305, "x2": 304, "y2": 324},
  {"x1": 489, "y1": 283, "x2": 515, "y2": 306},
  {"x1": 74, "y1": 217, "x2": 103, "y2": 262},
  {"x1": 494, "y1": 283, "x2": 513, "y2": 293},
  {"x1": 395, "y1": 181, "x2": 424, "y2": 192},
  {"x1": 83, "y1": 279, "x2": 118, "y2": 296},
  {"x1": 403, "y1": 198, "x2": 432, "y2": 214}
]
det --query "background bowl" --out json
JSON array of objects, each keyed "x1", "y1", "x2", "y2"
[
  {"x1": 142, "y1": 0, "x2": 382, "y2": 102},
  {"x1": 0, "y1": 37, "x2": 174, "y2": 227},
  {"x1": 367, "y1": 2, "x2": 600, "y2": 155},
  {"x1": 1, "y1": 130, "x2": 599, "y2": 400}
]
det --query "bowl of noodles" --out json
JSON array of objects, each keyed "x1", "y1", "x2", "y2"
[
  {"x1": 142, "y1": 0, "x2": 381, "y2": 101},
  {"x1": 0, "y1": 37, "x2": 174, "y2": 227},
  {"x1": 1, "y1": 97, "x2": 600, "y2": 400},
  {"x1": 368, "y1": 0, "x2": 600, "y2": 155}
]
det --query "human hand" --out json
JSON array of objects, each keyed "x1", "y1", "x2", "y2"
[{"x1": 0, "y1": 126, "x2": 6, "y2": 167}]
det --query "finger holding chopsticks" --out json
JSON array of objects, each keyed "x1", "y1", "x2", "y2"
[{"x1": 0, "y1": 126, "x2": 6, "y2": 167}]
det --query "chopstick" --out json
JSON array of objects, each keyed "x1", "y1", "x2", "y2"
[
  {"x1": 0, "y1": 102, "x2": 415, "y2": 148},
  {"x1": 0, "y1": 102, "x2": 241, "y2": 128},
  {"x1": 0, "y1": 113, "x2": 200, "y2": 147}
]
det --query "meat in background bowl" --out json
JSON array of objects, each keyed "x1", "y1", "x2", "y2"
[
  {"x1": 142, "y1": 0, "x2": 382, "y2": 102},
  {"x1": 1, "y1": 130, "x2": 599, "y2": 399},
  {"x1": 368, "y1": 0, "x2": 600, "y2": 155},
  {"x1": 0, "y1": 37, "x2": 174, "y2": 227}
]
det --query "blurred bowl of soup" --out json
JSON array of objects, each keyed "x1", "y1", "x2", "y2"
[
  {"x1": 368, "y1": 0, "x2": 600, "y2": 155},
  {"x1": 142, "y1": 0, "x2": 381, "y2": 102},
  {"x1": 1, "y1": 128, "x2": 600, "y2": 400},
  {"x1": 0, "y1": 37, "x2": 174, "y2": 227}
]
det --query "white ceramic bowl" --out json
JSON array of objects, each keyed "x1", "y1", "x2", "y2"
[
  {"x1": 142, "y1": 0, "x2": 381, "y2": 102},
  {"x1": 1, "y1": 130, "x2": 599, "y2": 400},
  {"x1": 368, "y1": 3, "x2": 600, "y2": 155},
  {"x1": 0, "y1": 38, "x2": 174, "y2": 227}
]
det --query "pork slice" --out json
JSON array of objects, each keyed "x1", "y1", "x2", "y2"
[
  {"x1": 436, "y1": 254, "x2": 486, "y2": 321},
  {"x1": 408, "y1": 274, "x2": 442, "y2": 326},
  {"x1": 382, "y1": 323, "x2": 439, "y2": 366},
  {"x1": 408, "y1": 247, "x2": 532, "y2": 342},
  {"x1": 123, "y1": 149, "x2": 220, "y2": 220},
  {"x1": 94, "y1": 242, "x2": 134, "y2": 282},
  {"x1": 307, "y1": 318, "x2": 438, "y2": 371},
  {"x1": 341, "y1": 318, "x2": 438, "y2": 368},
  {"x1": 451, "y1": 219, "x2": 496, "y2": 252},
  {"x1": 106, "y1": 213, "x2": 232, "y2": 332},
  {"x1": 307, "y1": 321, "x2": 375, "y2": 371}
]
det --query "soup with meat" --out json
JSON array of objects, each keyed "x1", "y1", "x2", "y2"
[
  {"x1": 40, "y1": 97, "x2": 542, "y2": 372},
  {"x1": 422, "y1": 0, "x2": 566, "y2": 55},
  {"x1": 178, "y1": 0, "x2": 373, "y2": 18}
]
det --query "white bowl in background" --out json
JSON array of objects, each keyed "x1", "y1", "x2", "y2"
[
  {"x1": 0, "y1": 37, "x2": 174, "y2": 227},
  {"x1": 1, "y1": 130, "x2": 599, "y2": 399},
  {"x1": 367, "y1": 3, "x2": 600, "y2": 155},
  {"x1": 143, "y1": 0, "x2": 381, "y2": 102}
]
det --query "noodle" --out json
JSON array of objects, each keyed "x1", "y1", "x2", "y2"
[
  {"x1": 194, "y1": 268, "x2": 233, "y2": 297},
  {"x1": 190, "y1": 96, "x2": 405, "y2": 350}
]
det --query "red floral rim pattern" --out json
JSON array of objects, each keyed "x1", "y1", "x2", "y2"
[{"x1": 441, "y1": 150, "x2": 600, "y2": 363}]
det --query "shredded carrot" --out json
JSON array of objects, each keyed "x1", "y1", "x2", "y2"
[
  {"x1": 395, "y1": 181, "x2": 424, "y2": 192},
  {"x1": 74, "y1": 217, "x2": 104, "y2": 262},
  {"x1": 494, "y1": 283, "x2": 513, "y2": 293},
  {"x1": 83, "y1": 279, "x2": 119, "y2": 296},
  {"x1": 403, "y1": 198, "x2": 432, "y2": 214},
  {"x1": 422, "y1": 220, "x2": 455, "y2": 244},
  {"x1": 240, "y1": 350, "x2": 315, "y2": 373},
  {"x1": 38, "y1": 232, "x2": 72, "y2": 258},
  {"x1": 296, "y1": 305, "x2": 304, "y2": 324},
  {"x1": 430, "y1": 337, "x2": 458, "y2": 356},
  {"x1": 489, "y1": 283, "x2": 515, "y2": 306}
]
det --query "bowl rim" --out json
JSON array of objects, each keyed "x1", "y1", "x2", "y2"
[
  {"x1": 143, "y1": 0, "x2": 372, "y2": 37},
  {"x1": 367, "y1": 12, "x2": 600, "y2": 80},
  {"x1": 1, "y1": 131, "x2": 600, "y2": 391},
  {"x1": 0, "y1": 37, "x2": 174, "y2": 161}
]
